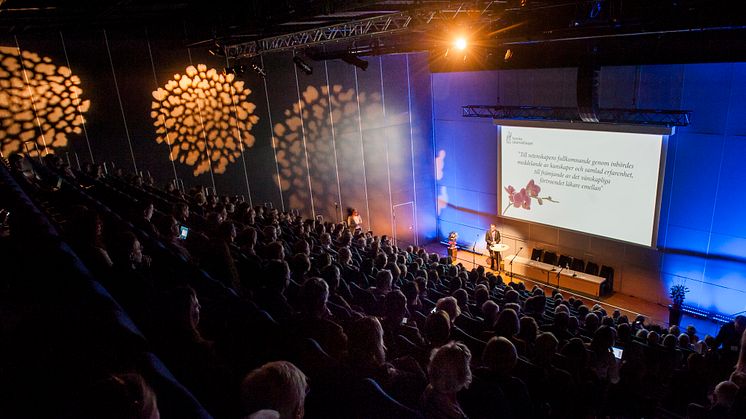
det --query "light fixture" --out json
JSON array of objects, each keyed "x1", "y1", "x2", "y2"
[
  {"x1": 341, "y1": 54, "x2": 368, "y2": 71},
  {"x1": 293, "y1": 55, "x2": 313, "y2": 75},
  {"x1": 250, "y1": 63, "x2": 267, "y2": 79},
  {"x1": 454, "y1": 37, "x2": 467, "y2": 51}
]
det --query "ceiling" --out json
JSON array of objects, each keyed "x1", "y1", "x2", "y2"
[{"x1": 2, "y1": 1, "x2": 746, "y2": 68}]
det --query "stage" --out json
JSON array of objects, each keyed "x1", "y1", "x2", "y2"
[{"x1": 423, "y1": 242, "x2": 721, "y2": 337}]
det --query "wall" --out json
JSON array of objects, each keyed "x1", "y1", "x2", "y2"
[
  {"x1": 0, "y1": 28, "x2": 436, "y2": 247},
  {"x1": 433, "y1": 64, "x2": 746, "y2": 317}
]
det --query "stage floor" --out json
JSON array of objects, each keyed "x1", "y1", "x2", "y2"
[{"x1": 423, "y1": 243, "x2": 720, "y2": 337}]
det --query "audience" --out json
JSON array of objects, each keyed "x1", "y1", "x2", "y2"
[{"x1": 7, "y1": 155, "x2": 746, "y2": 419}]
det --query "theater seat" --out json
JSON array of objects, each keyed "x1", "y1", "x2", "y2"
[
  {"x1": 585, "y1": 261, "x2": 599, "y2": 276},
  {"x1": 558, "y1": 254, "x2": 573, "y2": 269},
  {"x1": 531, "y1": 248, "x2": 544, "y2": 261},
  {"x1": 571, "y1": 258, "x2": 585, "y2": 272}
]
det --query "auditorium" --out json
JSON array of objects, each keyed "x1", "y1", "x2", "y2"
[{"x1": 2, "y1": 1, "x2": 746, "y2": 418}]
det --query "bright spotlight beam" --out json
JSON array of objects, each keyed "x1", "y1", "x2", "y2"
[{"x1": 454, "y1": 37, "x2": 467, "y2": 50}]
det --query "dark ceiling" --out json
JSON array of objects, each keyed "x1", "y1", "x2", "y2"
[{"x1": 2, "y1": 1, "x2": 746, "y2": 68}]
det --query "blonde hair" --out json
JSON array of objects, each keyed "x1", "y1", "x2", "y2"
[
  {"x1": 428, "y1": 341, "x2": 472, "y2": 393},
  {"x1": 240, "y1": 361, "x2": 308, "y2": 419}
]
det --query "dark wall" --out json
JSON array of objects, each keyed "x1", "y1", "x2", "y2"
[
  {"x1": 433, "y1": 65, "x2": 746, "y2": 317},
  {"x1": 1, "y1": 29, "x2": 437, "y2": 247}
]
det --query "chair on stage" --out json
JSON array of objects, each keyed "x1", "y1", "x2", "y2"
[
  {"x1": 530, "y1": 248, "x2": 544, "y2": 261},
  {"x1": 599, "y1": 265, "x2": 615, "y2": 295},
  {"x1": 571, "y1": 258, "x2": 585, "y2": 273},
  {"x1": 585, "y1": 261, "x2": 600, "y2": 276},
  {"x1": 558, "y1": 254, "x2": 573, "y2": 269},
  {"x1": 542, "y1": 251, "x2": 558, "y2": 266}
]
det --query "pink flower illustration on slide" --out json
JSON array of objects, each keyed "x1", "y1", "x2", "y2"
[{"x1": 503, "y1": 179, "x2": 558, "y2": 214}]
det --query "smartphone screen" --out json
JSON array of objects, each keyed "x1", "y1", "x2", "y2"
[
  {"x1": 612, "y1": 346, "x2": 623, "y2": 359},
  {"x1": 179, "y1": 226, "x2": 189, "y2": 240}
]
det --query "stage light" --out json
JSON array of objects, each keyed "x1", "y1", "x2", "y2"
[
  {"x1": 293, "y1": 55, "x2": 313, "y2": 75},
  {"x1": 341, "y1": 54, "x2": 369, "y2": 71},
  {"x1": 454, "y1": 37, "x2": 467, "y2": 51},
  {"x1": 250, "y1": 63, "x2": 267, "y2": 79}
]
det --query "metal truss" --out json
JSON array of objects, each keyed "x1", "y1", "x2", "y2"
[
  {"x1": 462, "y1": 105, "x2": 692, "y2": 127},
  {"x1": 224, "y1": 3, "x2": 506, "y2": 58}
]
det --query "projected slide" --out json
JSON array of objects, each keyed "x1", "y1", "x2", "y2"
[{"x1": 500, "y1": 125, "x2": 664, "y2": 247}]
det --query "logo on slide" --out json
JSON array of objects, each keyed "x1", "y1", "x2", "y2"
[{"x1": 504, "y1": 179, "x2": 559, "y2": 215}]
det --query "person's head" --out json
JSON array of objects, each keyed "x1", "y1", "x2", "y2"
[
  {"x1": 347, "y1": 316, "x2": 386, "y2": 367},
  {"x1": 157, "y1": 216, "x2": 180, "y2": 240},
  {"x1": 712, "y1": 380, "x2": 739, "y2": 408},
  {"x1": 164, "y1": 286, "x2": 201, "y2": 336},
  {"x1": 425, "y1": 310, "x2": 451, "y2": 346},
  {"x1": 474, "y1": 285, "x2": 489, "y2": 309},
  {"x1": 300, "y1": 277, "x2": 328, "y2": 317},
  {"x1": 483, "y1": 336, "x2": 517, "y2": 375},
  {"x1": 83, "y1": 373, "x2": 160, "y2": 419},
  {"x1": 375, "y1": 269, "x2": 393, "y2": 293},
  {"x1": 173, "y1": 202, "x2": 189, "y2": 223},
  {"x1": 489, "y1": 224, "x2": 496, "y2": 232},
  {"x1": 584, "y1": 312, "x2": 600, "y2": 332},
  {"x1": 534, "y1": 332, "x2": 559, "y2": 365},
  {"x1": 383, "y1": 290, "x2": 407, "y2": 324},
  {"x1": 436, "y1": 296, "x2": 461, "y2": 322},
  {"x1": 504, "y1": 289, "x2": 520, "y2": 304},
  {"x1": 109, "y1": 231, "x2": 143, "y2": 267},
  {"x1": 428, "y1": 342, "x2": 472, "y2": 394},
  {"x1": 735, "y1": 315, "x2": 746, "y2": 335},
  {"x1": 453, "y1": 288, "x2": 468, "y2": 309},
  {"x1": 265, "y1": 260, "x2": 290, "y2": 292},
  {"x1": 321, "y1": 264, "x2": 340, "y2": 293},
  {"x1": 647, "y1": 330, "x2": 660, "y2": 346},
  {"x1": 218, "y1": 221, "x2": 237, "y2": 243},
  {"x1": 494, "y1": 308, "x2": 520, "y2": 338},
  {"x1": 518, "y1": 316, "x2": 539, "y2": 344},
  {"x1": 337, "y1": 246, "x2": 352, "y2": 264},
  {"x1": 662, "y1": 333, "x2": 677, "y2": 349},
  {"x1": 481, "y1": 301, "x2": 499, "y2": 327},
  {"x1": 374, "y1": 252, "x2": 388, "y2": 270},
  {"x1": 590, "y1": 325, "x2": 615, "y2": 353},
  {"x1": 137, "y1": 201, "x2": 154, "y2": 221},
  {"x1": 240, "y1": 361, "x2": 308, "y2": 419},
  {"x1": 266, "y1": 241, "x2": 284, "y2": 261},
  {"x1": 263, "y1": 225, "x2": 277, "y2": 243}
]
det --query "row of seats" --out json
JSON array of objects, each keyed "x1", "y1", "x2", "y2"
[
  {"x1": 0, "y1": 161, "x2": 213, "y2": 418},
  {"x1": 531, "y1": 248, "x2": 615, "y2": 295}
]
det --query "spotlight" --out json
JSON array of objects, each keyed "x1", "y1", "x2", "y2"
[
  {"x1": 454, "y1": 37, "x2": 467, "y2": 51},
  {"x1": 341, "y1": 54, "x2": 368, "y2": 71},
  {"x1": 293, "y1": 55, "x2": 313, "y2": 75},
  {"x1": 223, "y1": 64, "x2": 246, "y2": 75},
  {"x1": 504, "y1": 49, "x2": 513, "y2": 62}
]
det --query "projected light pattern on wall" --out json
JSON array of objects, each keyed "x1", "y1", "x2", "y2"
[
  {"x1": 274, "y1": 85, "x2": 381, "y2": 212},
  {"x1": 151, "y1": 64, "x2": 259, "y2": 176},
  {"x1": 0, "y1": 47, "x2": 89, "y2": 157}
]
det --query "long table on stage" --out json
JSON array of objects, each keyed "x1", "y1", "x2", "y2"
[{"x1": 505, "y1": 255, "x2": 607, "y2": 297}]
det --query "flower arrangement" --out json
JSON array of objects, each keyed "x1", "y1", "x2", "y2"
[
  {"x1": 503, "y1": 179, "x2": 559, "y2": 214},
  {"x1": 669, "y1": 284, "x2": 690, "y2": 307}
]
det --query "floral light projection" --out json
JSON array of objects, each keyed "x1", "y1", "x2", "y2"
[
  {"x1": 0, "y1": 47, "x2": 90, "y2": 157},
  {"x1": 273, "y1": 85, "x2": 382, "y2": 212},
  {"x1": 151, "y1": 64, "x2": 259, "y2": 176}
]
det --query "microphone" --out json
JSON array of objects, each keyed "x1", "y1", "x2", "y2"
[
  {"x1": 556, "y1": 265, "x2": 565, "y2": 278},
  {"x1": 510, "y1": 247, "x2": 522, "y2": 266}
]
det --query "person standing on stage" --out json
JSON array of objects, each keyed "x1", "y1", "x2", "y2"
[
  {"x1": 347, "y1": 208, "x2": 363, "y2": 232},
  {"x1": 485, "y1": 224, "x2": 501, "y2": 270},
  {"x1": 447, "y1": 232, "x2": 458, "y2": 263}
]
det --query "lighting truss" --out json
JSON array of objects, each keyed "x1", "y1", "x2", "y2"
[
  {"x1": 225, "y1": 3, "x2": 505, "y2": 59},
  {"x1": 462, "y1": 105, "x2": 692, "y2": 127}
]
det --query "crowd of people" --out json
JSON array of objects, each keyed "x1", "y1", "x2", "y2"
[{"x1": 4, "y1": 154, "x2": 746, "y2": 419}]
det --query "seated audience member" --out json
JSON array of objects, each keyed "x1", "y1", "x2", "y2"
[
  {"x1": 255, "y1": 260, "x2": 294, "y2": 324},
  {"x1": 152, "y1": 286, "x2": 224, "y2": 413},
  {"x1": 475, "y1": 336, "x2": 531, "y2": 419},
  {"x1": 371, "y1": 269, "x2": 394, "y2": 299},
  {"x1": 203, "y1": 221, "x2": 240, "y2": 291},
  {"x1": 240, "y1": 361, "x2": 308, "y2": 419},
  {"x1": 320, "y1": 264, "x2": 353, "y2": 313},
  {"x1": 688, "y1": 380, "x2": 739, "y2": 419},
  {"x1": 345, "y1": 316, "x2": 426, "y2": 407},
  {"x1": 422, "y1": 342, "x2": 472, "y2": 419},
  {"x1": 436, "y1": 296, "x2": 461, "y2": 324},
  {"x1": 293, "y1": 277, "x2": 347, "y2": 359},
  {"x1": 425, "y1": 310, "x2": 452, "y2": 350},
  {"x1": 106, "y1": 231, "x2": 154, "y2": 323},
  {"x1": 382, "y1": 290, "x2": 425, "y2": 350},
  {"x1": 156, "y1": 215, "x2": 192, "y2": 262},
  {"x1": 66, "y1": 206, "x2": 113, "y2": 275},
  {"x1": 79, "y1": 373, "x2": 160, "y2": 419},
  {"x1": 132, "y1": 200, "x2": 158, "y2": 238}
]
